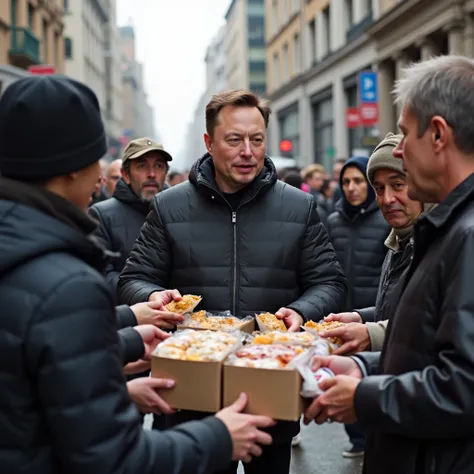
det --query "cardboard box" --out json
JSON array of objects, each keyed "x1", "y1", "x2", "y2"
[
  {"x1": 151, "y1": 356, "x2": 221, "y2": 412},
  {"x1": 223, "y1": 364, "x2": 304, "y2": 421},
  {"x1": 177, "y1": 318, "x2": 255, "y2": 334}
]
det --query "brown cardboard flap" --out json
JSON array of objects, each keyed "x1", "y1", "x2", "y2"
[
  {"x1": 223, "y1": 365, "x2": 303, "y2": 421},
  {"x1": 151, "y1": 357, "x2": 221, "y2": 413}
]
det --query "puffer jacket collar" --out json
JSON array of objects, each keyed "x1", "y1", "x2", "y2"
[
  {"x1": 334, "y1": 197, "x2": 380, "y2": 222},
  {"x1": 112, "y1": 178, "x2": 151, "y2": 216},
  {"x1": 189, "y1": 153, "x2": 277, "y2": 207}
]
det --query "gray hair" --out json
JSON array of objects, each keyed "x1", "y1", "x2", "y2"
[{"x1": 393, "y1": 55, "x2": 474, "y2": 154}]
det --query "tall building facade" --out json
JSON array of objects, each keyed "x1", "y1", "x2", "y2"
[
  {"x1": 118, "y1": 25, "x2": 156, "y2": 143},
  {"x1": 104, "y1": 0, "x2": 124, "y2": 158},
  {"x1": 0, "y1": 0, "x2": 65, "y2": 94},
  {"x1": 63, "y1": 0, "x2": 108, "y2": 118},
  {"x1": 266, "y1": 0, "x2": 474, "y2": 169},
  {"x1": 183, "y1": 25, "x2": 229, "y2": 169},
  {"x1": 225, "y1": 0, "x2": 266, "y2": 95}
]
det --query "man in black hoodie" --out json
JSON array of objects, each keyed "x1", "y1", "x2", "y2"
[
  {"x1": 89, "y1": 137, "x2": 172, "y2": 295},
  {"x1": 0, "y1": 75, "x2": 274, "y2": 474}
]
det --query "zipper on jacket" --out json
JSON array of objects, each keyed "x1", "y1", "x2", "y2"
[{"x1": 232, "y1": 211, "x2": 237, "y2": 314}]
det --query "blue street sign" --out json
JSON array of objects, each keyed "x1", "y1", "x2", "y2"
[{"x1": 359, "y1": 71, "x2": 378, "y2": 103}]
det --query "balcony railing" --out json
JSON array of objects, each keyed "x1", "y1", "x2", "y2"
[
  {"x1": 9, "y1": 27, "x2": 40, "y2": 65},
  {"x1": 346, "y1": 12, "x2": 374, "y2": 43}
]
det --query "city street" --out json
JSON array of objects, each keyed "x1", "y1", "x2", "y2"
[{"x1": 145, "y1": 415, "x2": 363, "y2": 474}]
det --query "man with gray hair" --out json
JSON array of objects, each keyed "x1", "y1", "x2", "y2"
[{"x1": 304, "y1": 55, "x2": 474, "y2": 473}]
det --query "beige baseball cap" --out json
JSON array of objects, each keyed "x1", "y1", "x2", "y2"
[{"x1": 122, "y1": 137, "x2": 173, "y2": 164}]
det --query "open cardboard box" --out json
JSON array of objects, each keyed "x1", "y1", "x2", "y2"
[
  {"x1": 177, "y1": 318, "x2": 255, "y2": 334},
  {"x1": 151, "y1": 356, "x2": 222, "y2": 412},
  {"x1": 222, "y1": 364, "x2": 304, "y2": 421}
]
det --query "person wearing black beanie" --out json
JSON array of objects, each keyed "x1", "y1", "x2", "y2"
[{"x1": 0, "y1": 76, "x2": 267, "y2": 474}]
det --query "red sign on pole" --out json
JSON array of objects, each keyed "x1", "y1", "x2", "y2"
[
  {"x1": 360, "y1": 103, "x2": 379, "y2": 126},
  {"x1": 28, "y1": 64, "x2": 55, "y2": 75},
  {"x1": 346, "y1": 107, "x2": 361, "y2": 128}
]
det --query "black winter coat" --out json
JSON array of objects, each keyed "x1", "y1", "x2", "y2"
[
  {"x1": 0, "y1": 189, "x2": 233, "y2": 474},
  {"x1": 326, "y1": 200, "x2": 389, "y2": 310},
  {"x1": 118, "y1": 154, "x2": 347, "y2": 320},
  {"x1": 354, "y1": 173, "x2": 474, "y2": 474},
  {"x1": 89, "y1": 178, "x2": 151, "y2": 292}
]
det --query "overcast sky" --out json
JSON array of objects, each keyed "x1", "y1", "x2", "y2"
[{"x1": 117, "y1": 0, "x2": 229, "y2": 170}]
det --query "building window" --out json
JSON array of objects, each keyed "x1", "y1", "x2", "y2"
[
  {"x1": 322, "y1": 6, "x2": 331, "y2": 55},
  {"x1": 312, "y1": 95, "x2": 334, "y2": 168},
  {"x1": 64, "y1": 0, "x2": 69, "y2": 12},
  {"x1": 28, "y1": 3, "x2": 34, "y2": 28},
  {"x1": 279, "y1": 105, "x2": 300, "y2": 159},
  {"x1": 282, "y1": 43, "x2": 289, "y2": 83},
  {"x1": 65, "y1": 37, "x2": 73, "y2": 59},
  {"x1": 293, "y1": 32, "x2": 300, "y2": 74},
  {"x1": 272, "y1": 0, "x2": 279, "y2": 36},
  {"x1": 273, "y1": 52, "x2": 280, "y2": 89},
  {"x1": 249, "y1": 60, "x2": 265, "y2": 72},
  {"x1": 42, "y1": 19, "x2": 48, "y2": 62},
  {"x1": 248, "y1": 16, "x2": 265, "y2": 46},
  {"x1": 10, "y1": 0, "x2": 16, "y2": 26},
  {"x1": 309, "y1": 19, "x2": 316, "y2": 64},
  {"x1": 344, "y1": 0, "x2": 354, "y2": 30}
]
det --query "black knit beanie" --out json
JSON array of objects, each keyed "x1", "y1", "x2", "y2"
[{"x1": 0, "y1": 75, "x2": 107, "y2": 180}]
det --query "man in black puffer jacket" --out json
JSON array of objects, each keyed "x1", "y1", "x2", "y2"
[
  {"x1": 119, "y1": 89, "x2": 347, "y2": 474},
  {"x1": 0, "y1": 76, "x2": 275, "y2": 474}
]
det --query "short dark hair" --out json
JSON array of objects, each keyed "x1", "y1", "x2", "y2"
[
  {"x1": 205, "y1": 89, "x2": 271, "y2": 138},
  {"x1": 283, "y1": 172, "x2": 302, "y2": 189}
]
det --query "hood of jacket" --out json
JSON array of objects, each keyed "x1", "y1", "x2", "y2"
[
  {"x1": 339, "y1": 156, "x2": 376, "y2": 218},
  {"x1": 0, "y1": 179, "x2": 107, "y2": 275},
  {"x1": 112, "y1": 178, "x2": 153, "y2": 216},
  {"x1": 188, "y1": 153, "x2": 278, "y2": 202}
]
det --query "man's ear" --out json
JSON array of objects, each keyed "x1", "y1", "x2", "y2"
[
  {"x1": 121, "y1": 167, "x2": 131, "y2": 185},
  {"x1": 204, "y1": 133, "x2": 213, "y2": 156}
]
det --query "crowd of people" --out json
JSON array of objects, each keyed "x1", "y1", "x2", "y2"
[{"x1": 1, "y1": 54, "x2": 474, "y2": 474}]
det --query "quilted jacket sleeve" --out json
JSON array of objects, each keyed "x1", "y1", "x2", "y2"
[
  {"x1": 118, "y1": 198, "x2": 170, "y2": 305},
  {"x1": 25, "y1": 272, "x2": 233, "y2": 474},
  {"x1": 286, "y1": 200, "x2": 347, "y2": 321},
  {"x1": 89, "y1": 205, "x2": 121, "y2": 291},
  {"x1": 355, "y1": 229, "x2": 474, "y2": 439}
]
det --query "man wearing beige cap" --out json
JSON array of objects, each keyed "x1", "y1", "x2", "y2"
[
  {"x1": 90, "y1": 137, "x2": 172, "y2": 292},
  {"x1": 323, "y1": 132, "x2": 432, "y2": 355}
]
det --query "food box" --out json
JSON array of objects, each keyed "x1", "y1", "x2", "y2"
[
  {"x1": 222, "y1": 344, "x2": 306, "y2": 421},
  {"x1": 177, "y1": 311, "x2": 255, "y2": 334},
  {"x1": 151, "y1": 330, "x2": 243, "y2": 412}
]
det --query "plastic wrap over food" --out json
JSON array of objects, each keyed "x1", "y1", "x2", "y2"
[
  {"x1": 178, "y1": 310, "x2": 253, "y2": 331},
  {"x1": 165, "y1": 294, "x2": 202, "y2": 314},
  {"x1": 255, "y1": 312, "x2": 287, "y2": 332},
  {"x1": 225, "y1": 344, "x2": 306, "y2": 369},
  {"x1": 153, "y1": 329, "x2": 245, "y2": 362},
  {"x1": 251, "y1": 331, "x2": 315, "y2": 346},
  {"x1": 288, "y1": 347, "x2": 335, "y2": 398},
  {"x1": 301, "y1": 320, "x2": 344, "y2": 352}
]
